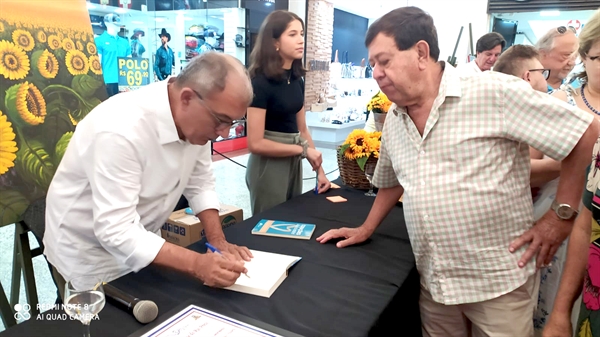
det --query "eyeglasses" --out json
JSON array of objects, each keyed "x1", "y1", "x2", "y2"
[
  {"x1": 556, "y1": 26, "x2": 577, "y2": 34},
  {"x1": 190, "y1": 89, "x2": 245, "y2": 130},
  {"x1": 529, "y1": 68, "x2": 550, "y2": 80}
]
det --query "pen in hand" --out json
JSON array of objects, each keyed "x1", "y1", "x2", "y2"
[
  {"x1": 314, "y1": 171, "x2": 319, "y2": 194},
  {"x1": 205, "y1": 242, "x2": 250, "y2": 278}
]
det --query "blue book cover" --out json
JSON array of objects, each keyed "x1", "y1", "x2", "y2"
[{"x1": 251, "y1": 219, "x2": 316, "y2": 240}]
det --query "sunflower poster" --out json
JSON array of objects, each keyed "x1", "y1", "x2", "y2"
[{"x1": 0, "y1": 0, "x2": 107, "y2": 226}]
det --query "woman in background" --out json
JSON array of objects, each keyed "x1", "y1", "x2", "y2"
[
  {"x1": 246, "y1": 10, "x2": 330, "y2": 215},
  {"x1": 544, "y1": 9, "x2": 600, "y2": 337}
]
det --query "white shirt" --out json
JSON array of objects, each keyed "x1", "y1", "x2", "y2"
[
  {"x1": 456, "y1": 60, "x2": 482, "y2": 76},
  {"x1": 44, "y1": 79, "x2": 220, "y2": 285}
]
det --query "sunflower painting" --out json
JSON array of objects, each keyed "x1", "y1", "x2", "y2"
[{"x1": 0, "y1": 0, "x2": 107, "y2": 226}]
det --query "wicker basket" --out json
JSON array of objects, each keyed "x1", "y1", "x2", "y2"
[{"x1": 337, "y1": 146, "x2": 378, "y2": 190}]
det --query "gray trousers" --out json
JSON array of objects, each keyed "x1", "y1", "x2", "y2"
[{"x1": 246, "y1": 130, "x2": 303, "y2": 215}]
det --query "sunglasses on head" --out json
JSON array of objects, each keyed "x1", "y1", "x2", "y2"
[{"x1": 556, "y1": 26, "x2": 577, "y2": 34}]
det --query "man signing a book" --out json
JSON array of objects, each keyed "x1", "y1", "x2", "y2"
[{"x1": 43, "y1": 52, "x2": 253, "y2": 299}]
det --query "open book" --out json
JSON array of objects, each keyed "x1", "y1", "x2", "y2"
[{"x1": 224, "y1": 250, "x2": 301, "y2": 298}]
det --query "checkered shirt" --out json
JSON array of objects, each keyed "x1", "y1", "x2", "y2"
[{"x1": 373, "y1": 64, "x2": 593, "y2": 305}]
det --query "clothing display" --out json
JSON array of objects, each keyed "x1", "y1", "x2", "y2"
[
  {"x1": 95, "y1": 31, "x2": 131, "y2": 83},
  {"x1": 154, "y1": 28, "x2": 175, "y2": 81}
]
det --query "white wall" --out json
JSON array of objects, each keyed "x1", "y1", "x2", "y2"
[
  {"x1": 406, "y1": 0, "x2": 490, "y2": 66},
  {"x1": 360, "y1": 1, "x2": 490, "y2": 66}
]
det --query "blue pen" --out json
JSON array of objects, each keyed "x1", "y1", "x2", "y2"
[
  {"x1": 314, "y1": 171, "x2": 319, "y2": 194},
  {"x1": 205, "y1": 242, "x2": 250, "y2": 278}
]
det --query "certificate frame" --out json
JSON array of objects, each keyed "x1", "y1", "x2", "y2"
[{"x1": 128, "y1": 301, "x2": 305, "y2": 337}]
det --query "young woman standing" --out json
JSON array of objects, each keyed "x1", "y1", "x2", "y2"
[{"x1": 246, "y1": 10, "x2": 330, "y2": 215}]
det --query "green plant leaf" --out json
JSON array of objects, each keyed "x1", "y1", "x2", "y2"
[
  {"x1": 54, "y1": 132, "x2": 73, "y2": 166},
  {"x1": 338, "y1": 144, "x2": 350, "y2": 156},
  {"x1": 71, "y1": 74, "x2": 103, "y2": 98},
  {"x1": 356, "y1": 156, "x2": 369, "y2": 171},
  {"x1": 35, "y1": 98, "x2": 75, "y2": 151},
  {"x1": 15, "y1": 140, "x2": 56, "y2": 192},
  {"x1": 42, "y1": 84, "x2": 95, "y2": 124},
  {"x1": 0, "y1": 189, "x2": 30, "y2": 226}
]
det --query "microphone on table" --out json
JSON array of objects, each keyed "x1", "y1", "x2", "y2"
[{"x1": 103, "y1": 283, "x2": 159, "y2": 324}]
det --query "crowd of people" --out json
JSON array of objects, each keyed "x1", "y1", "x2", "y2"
[{"x1": 39, "y1": 5, "x2": 600, "y2": 337}]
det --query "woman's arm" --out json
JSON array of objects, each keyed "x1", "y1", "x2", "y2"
[
  {"x1": 246, "y1": 107, "x2": 303, "y2": 157},
  {"x1": 297, "y1": 108, "x2": 330, "y2": 192}
]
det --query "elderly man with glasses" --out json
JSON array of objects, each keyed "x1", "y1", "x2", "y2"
[
  {"x1": 536, "y1": 26, "x2": 580, "y2": 92},
  {"x1": 43, "y1": 52, "x2": 254, "y2": 296}
]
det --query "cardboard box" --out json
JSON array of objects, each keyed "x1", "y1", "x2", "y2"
[{"x1": 160, "y1": 204, "x2": 243, "y2": 247}]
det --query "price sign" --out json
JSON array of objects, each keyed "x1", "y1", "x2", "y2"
[{"x1": 118, "y1": 57, "x2": 150, "y2": 92}]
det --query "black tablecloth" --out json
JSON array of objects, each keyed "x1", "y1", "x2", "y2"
[{"x1": 1, "y1": 182, "x2": 420, "y2": 337}]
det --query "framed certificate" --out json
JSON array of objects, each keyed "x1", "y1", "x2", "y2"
[{"x1": 130, "y1": 302, "x2": 304, "y2": 337}]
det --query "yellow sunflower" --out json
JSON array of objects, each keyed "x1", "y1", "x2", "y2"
[
  {"x1": 68, "y1": 32, "x2": 74, "y2": 40},
  {"x1": 65, "y1": 49, "x2": 89, "y2": 75},
  {"x1": 0, "y1": 40, "x2": 30, "y2": 80},
  {"x1": 37, "y1": 49, "x2": 59, "y2": 79},
  {"x1": 12, "y1": 29, "x2": 35, "y2": 52},
  {"x1": 86, "y1": 42, "x2": 96, "y2": 55},
  {"x1": 0, "y1": 22, "x2": 5, "y2": 33},
  {"x1": 62, "y1": 38, "x2": 75, "y2": 51},
  {"x1": 36, "y1": 30, "x2": 47, "y2": 43},
  {"x1": 81, "y1": 33, "x2": 87, "y2": 42},
  {"x1": 75, "y1": 40, "x2": 84, "y2": 51},
  {"x1": 47, "y1": 35, "x2": 61, "y2": 50},
  {"x1": 57, "y1": 32, "x2": 64, "y2": 40},
  {"x1": 89, "y1": 55, "x2": 102, "y2": 75},
  {"x1": 10, "y1": 82, "x2": 47, "y2": 126},
  {"x1": 0, "y1": 110, "x2": 18, "y2": 175}
]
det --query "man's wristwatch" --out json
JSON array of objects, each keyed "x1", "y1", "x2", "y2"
[
  {"x1": 551, "y1": 200, "x2": 579, "y2": 221},
  {"x1": 299, "y1": 140, "x2": 308, "y2": 159}
]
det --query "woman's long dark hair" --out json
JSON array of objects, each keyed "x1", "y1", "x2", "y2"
[{"x1": 248, "y1": 10, "x2": 306, "y2": 81}]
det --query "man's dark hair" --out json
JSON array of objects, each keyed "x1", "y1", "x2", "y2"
[
  {"x1": 493, "y1": 45, "x2": 540, "y2": 77},
  {"x1": 476, "y1": 32, "x2": 506, "y2": 53},
  {"x1": 365, "y1": 7, "x2": 440, "y2": 61}
]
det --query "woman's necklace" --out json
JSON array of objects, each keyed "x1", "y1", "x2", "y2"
[
  {"x1": 287, "y1": 71, "x2": 292, "y2": 85},
  {"x1": 582, "y1": 83, "x2": 600, "y2": 116}
]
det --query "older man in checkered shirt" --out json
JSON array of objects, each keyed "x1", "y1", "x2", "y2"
[{"x1": 317, "y1": 7, "x2": 598, "y2": 337}]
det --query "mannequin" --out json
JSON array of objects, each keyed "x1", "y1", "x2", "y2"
[
  {"x1": 95, "y1": 14, "x2": 132, "y2": 97},
  {"x1": 130, "y1": 28, "x2": 146, "y2": 58},
  {"x1": 154, "y1": 28, "x2": 175, "y2": 81}
]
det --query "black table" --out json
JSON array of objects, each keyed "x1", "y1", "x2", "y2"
[{"x1": 1, "y1": 183, "x2": 420, "y2": 337}]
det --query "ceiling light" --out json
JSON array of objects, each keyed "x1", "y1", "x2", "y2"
[
  {"x1": 115, "y1": 8, "x2": 127, "y2": 14},
  {"x1": 155, "y1": 17, "x2": 165, "y2": 22},
  {"x1": 540, "y1": 10, "x2": 560, "y2": 17},
  {"x1": 86, "y1": 2, "x2": 96, "y2": 9}
]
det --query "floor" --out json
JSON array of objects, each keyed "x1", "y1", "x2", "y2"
[{"x1": 0, "y1": 146, "x2": 340, "y2": 332}]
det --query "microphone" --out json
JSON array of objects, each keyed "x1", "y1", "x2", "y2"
[{"x1": 103, "y1": 283, "x2": 159, "y2": 324}]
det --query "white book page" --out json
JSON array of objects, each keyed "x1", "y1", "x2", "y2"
[{"x1": 227, "y1": 250, "x2": 301, "y2": 293}]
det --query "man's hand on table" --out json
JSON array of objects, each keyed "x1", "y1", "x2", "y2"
[
  {"x1": 316, "y1": 226, "x2": 373, "y2": 248},
  {"x1": 209, "y1": 238, "x2": 253, "y2": 261},
  {"x1": 196, "y1": 251, "x2": 247, "y2": 287}
]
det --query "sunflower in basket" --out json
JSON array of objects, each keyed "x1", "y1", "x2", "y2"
[
  {"x1": 366, "y1": 90, "x2": 392, "y2": 114},
  {"x1": 339, "y1": 129, "x2": 382, "y2": 171}
]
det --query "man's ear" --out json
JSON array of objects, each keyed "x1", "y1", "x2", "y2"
[
  {"x1": 415, "y1": 41, "x2": 430, "y2": 69},
  {"x1": 180, "y1": 88, "x2": 194, "y2": 106},
  {"x1": 523, "y1": 71, "x2": 531, "y2": 82}
]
